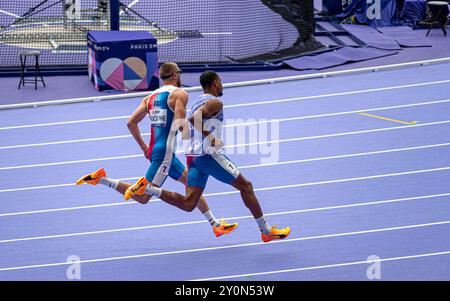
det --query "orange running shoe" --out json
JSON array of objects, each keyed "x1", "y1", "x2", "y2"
[
  {"x1": 76, "y1": 168, "x2": 106, "y2": 185},
  {"x1": 124, "y1": 176, "x2": 149, "y2": 200},
  {"x1": 261, "y1": 225, "x2": 291, "y2": 243},
  {"x1": 213, "y1": 220, "x2": 238, "y2": 237}
]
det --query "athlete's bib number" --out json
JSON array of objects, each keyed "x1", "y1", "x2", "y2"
[
  {"x1": 161, "y1": 165, "x2": 169, "y2": 175},
  {"x1": 149, "y1": 109, "x2": 167, "y2": 127},
  {"x1": 226, "y1": 163, "x2": 236, "y2": 173}
]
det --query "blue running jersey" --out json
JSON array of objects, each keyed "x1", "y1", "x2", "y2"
[
  {"x1": 146, "y1": 84, "x2": 178, "y2": 157},
  {"x1": 142, "y1": 84, "x2": 184, "y2": 185}
]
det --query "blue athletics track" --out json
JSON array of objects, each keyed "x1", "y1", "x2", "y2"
[{"x1": 0, "y1": 62, "x2": 450, "y2": 281}]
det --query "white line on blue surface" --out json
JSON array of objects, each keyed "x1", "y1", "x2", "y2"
[
  {"x1": 0, "y1": 124, "x2": 449, "y2": 170},
  {"x1": 1, "y1": 163, "x2": 450, "y2": 194},
  {"x1": 0, "y1": 10, "x2": 19, "y2": 18},
  {"x1": 1, "y1": 115, "x2": 450, "y2": 150},
  {"x1": 1, "y1": 80, "x2": 450, "y2": 131},
  {"x1": 1, "y1": 162, "x2": 450, "y2": 212},
  {"x1": 190, "y1": 250, "x2": 450, "y2": 281},
  {"x1": 1, "y1": 193, "x2": 449, "y2": 243},
  {"x1": 0, "y1": 220, "x2": 449, "y2": 272}
]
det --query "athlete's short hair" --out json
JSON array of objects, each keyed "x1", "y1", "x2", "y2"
[
  {"x1": 159, "y1": 62, "x2": 179, "y2": 80},
  {"x1": 199, "y1": 70, "x2": 219, "y2": 89}
]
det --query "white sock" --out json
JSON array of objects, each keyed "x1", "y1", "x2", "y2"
[
  {"x1": 203, "y1": 210, "x2": 221, "y2": 227},
  {"x1": 99, "y1": 177, "x2": 119, "y2": 190},
  {"x1": 256, "y1": 215, "x2": 272, "y2": 235},
  {"x1": 145, "y1": 185, "x2": 162, "y2": 198}
]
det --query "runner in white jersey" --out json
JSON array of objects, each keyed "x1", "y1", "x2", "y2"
[
  {"x1": 76, "y1": 63, "x2": 238, "y2": 238},
  {"x1": 126, "y1": 70, "x2": 291, "y2": 243}
]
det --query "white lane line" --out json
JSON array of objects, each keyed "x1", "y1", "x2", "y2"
[
  {"x1": 201, "y1": 32, "x2": 233, "y2": 35},
  {"x1": 1, "y1": 144, "x2": 450, "y2": 215},
  {"x1": 1, "y1": 220, "x2": 449, "y2": 272},
  {"x1": 0, "y1": 158, "x2": 449, "y2": 202},
  {"x1": 1, "y1": 192, "x2": 449, "y2": 243},
  {"x1": 203, "y1": 166, "x2": 450, "y2": 197},
  {"x1": 1, "y1": 113, "x2": 450, "y2": 150},
  {"x1": 234, "y1": 142, "x2": 450, "y2": 169},
  {"x1": 191, "y1": 250, "x2": 450, "y2": 281},
  {"x1": 1, "y1": 96, "x2": 450, "y2": 149},
  {"x1": 1, "y1": 151, "x2": 450, "y2": 194},
  {"x1": 0, "y1": 121, "x2": 448, "y2": 170},
  {"x1": 0, "y1": 134, "x2": 133, "y2": 150},
  {"x1": 229, "y1": 98, "x2": 450, "y2": 125},
  {"x1": 0, "y1": 116, "x2": 130, "y2": 131},
  {"x1": 121, "y1": 0, "x2": 141, "y2": 12},
  {"x1": 0, "y1": 10, "x2": 19, "y2": 18},
  {"x1": 0, "y1": 121, "x2": 450, "y2": 186},
  {"x1": 0, "y1": 182, "x2": 76, "y2": 193},
  {"x1": 0, "y1": 202, "x2": 130, "y2": 217},
  {"x1": 225, "y1": 79, "x2": 450, "y2": 109},
  {"x1": 234, "y1": 120, "x2": 450, "y2": 148},
  {"x1": 0, "y1": 154, "x2": 142, "y2": 170},
  {"x1": 1, "y1": 80, "x2": 450, "y2": 131}
]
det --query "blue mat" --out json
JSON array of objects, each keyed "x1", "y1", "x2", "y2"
[
  {"x1": 296, "y1": 24, "x2": 432, "y2": 71},
  {"x1": 282, "y1": 46, "x2": 399, "y2": 70},
  {"x1": 376, "y1": 26, "x2": 432, "y2": 48},
  {"x1": 340, "y1": 25, "x2": 402, "y2": 50}
]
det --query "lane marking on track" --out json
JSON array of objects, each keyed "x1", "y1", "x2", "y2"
[
  {"x1": 1, "y1": 81, "x2": 450, "y2": 131},
  {"x1": 0, "y1": 115, "x2": 450, "y2": 150},
  {"x1": 0, "y1": 125, "x2": 448, "y2": 170},
  {"x1": 358, "y1": 112, "x2": 418, "y2": 125},
  {"x1": 0, "y1": 116, "x2": 130, "y2": 131},
  {"x1": 191, "y1": 250, "x2": 450, "y2": 281},
  {"x1": 0, "y1": 220, "x2": 449, "y2": 272},
  {"x1": 1, "y1": 192, "x2": 449, "y2": 243},
  {"x1": 1, "y1": 161, "x2": 450, "y2": 215},
  {"x1": 0, "y1": 154, "x2": 142, "y2": 171},
  {"x1": 0, "y1": 139, "x2": 450, "y2": 193},
  {"x1": 0, "y1": 10, "x2": 19, "y2": 18},
  {"x1": 1, "y1": 163, "x2": 450, "y2": 194}
]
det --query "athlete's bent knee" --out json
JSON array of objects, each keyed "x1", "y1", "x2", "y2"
[
  {"x1": 184, "y1": 194, "x2": 200, "y2": 212},
  {"x1": 184, "y1": 203, "x2": 196, "y2": 212},
  {"x1": 240, "y1": 179, "x2": 253, "y2": 194}
]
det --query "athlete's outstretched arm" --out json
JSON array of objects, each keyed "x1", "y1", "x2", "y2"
[{"x1": 127, "y1": 98, "x2": 149, "y2": 158}]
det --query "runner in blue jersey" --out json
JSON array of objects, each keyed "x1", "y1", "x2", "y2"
[
  {"x1": 76, "y1": 63, "x2": 238, "y2": 238},
  {"x1": 126, "y1": 70, "x2": 291, "y2": 243}
]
